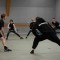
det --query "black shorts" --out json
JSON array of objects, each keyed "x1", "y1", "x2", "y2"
[{"x1": 0, "y1": 33, "x2": 2, "y2": 37}]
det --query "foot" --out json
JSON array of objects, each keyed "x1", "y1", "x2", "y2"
[
  {"x1": 30, "y1": 50, "x2": 34, "y2": 54},
  {"x1": 4, "y1": 47, "x2": 12, "y2": 52},
  {"x1": 25, "y1": 37, "x2": 27, "y2": 39},
  {"x1": 4, "y1": 48, "x2": 12, "y2": 52},
  {"x1": 20, "y1": 37, "x2": 23, "y2": 39}
]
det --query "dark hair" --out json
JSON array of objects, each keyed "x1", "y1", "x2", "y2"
[
  {"x1": 10, "y1": 19, "x2": 13, "y2": 22},
  {"x1": 36, "y1": 17, "x2": 45, "y2": 23},
  {"x1": 52, "y1": 18, "x2": 55, "y2": 19},
  {"x1": 1, "y1": 14, "x2": 6, "y2": 19}
]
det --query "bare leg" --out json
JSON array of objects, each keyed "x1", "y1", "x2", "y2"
[
  {"x1": 1, "y1": 37, "x2": 6, "y2": 47},
  {"x1": 1, "y1": 27, "x2": 5, "y2": 38},
  {"x1": 0, "y1": 37, "x2": 12, "y2": 52}
]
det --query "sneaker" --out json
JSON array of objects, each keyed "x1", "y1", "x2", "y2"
[
  {"x1": 4, "y1": 48, "x2": 12, "y2": 52},
  {"x1": 30, "y1": 50, "x2": 34, "y2": 54},
  {"x1": 4, "y1": 46, "x2": 12, "y2": 52}
]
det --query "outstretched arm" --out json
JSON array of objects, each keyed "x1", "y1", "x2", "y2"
[
  {"x1": 13, "y1": 24, "x2": 17, "y2": 32},
  {"x1": 26, "y1": 29, "x2": 32, "y2": 38}
]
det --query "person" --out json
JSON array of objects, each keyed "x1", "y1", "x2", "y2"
[
  {"x1": 30, "y1": 17, "x2": 60, "y2": 54},
  {"x1": 0, "y1": 14, "x2": 12, "y2": 52},
  {"x1": 6, "y1": 19, "x2": 23, "y2": 40},
  {"x1": 26, "y1": 19, "x2": 36, "y2": 39},
  {"x1": 0, "y1": 14, "x2": 6, "y2": 38},
  {"x1": 50, "y1": 18, "x2": 60, "y2": 30}
]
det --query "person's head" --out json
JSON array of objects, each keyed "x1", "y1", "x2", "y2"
[
  {"x1": 9, "y1": 19, "x2": 13, "y2": 24},
  {"x1": 52, "y1": 18, "x2": 55, "y2": 20},
  {"x1": 1, "y1": 14, "x2": 6, "y2": 19},
  {"x1": 52, "y1": 18, "x2": 56, "y2": 22},
  {"x1": 36, "y1": 17, "x2": 45, "y2": 23},
  {"x1": 31, "y1": 16, "x2": 36, "y2": 22}
]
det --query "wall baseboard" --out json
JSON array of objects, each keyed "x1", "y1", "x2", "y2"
[{"x1": 4, "y1": 23, "x2": 30, "y2": 27}]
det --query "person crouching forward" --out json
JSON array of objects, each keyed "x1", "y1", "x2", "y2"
[{"x1": 30, "y1": 17, "x2": 60, "y2": 54}]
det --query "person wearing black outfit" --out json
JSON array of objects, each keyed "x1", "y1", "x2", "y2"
[
  {"x1": 26, "y1": 19, "x2": 36, "y2": 39},
  {"x1": 0, "y1": 14, "x2": 12, "y2": 52},
  {"x1": 6, "y1": 19, "x2": 23, "y2": 40},
  {"x1": 30, "y1": 17, "x2": 60, "y2": 54}
]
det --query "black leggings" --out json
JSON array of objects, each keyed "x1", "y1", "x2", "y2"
[
  {"x1": 7, "y1": 30, "x2": 21, "y2": 39},
  {"x1": 32, "y1": 34, "x2": 60, "y2": 49}
]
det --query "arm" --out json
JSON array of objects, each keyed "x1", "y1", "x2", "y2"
[
  {"x1": 26, "y1": 29, "x2": 32, "y2": 38},
  {"x1": 7, "y1": 23, "x2": 10, "y2": 29},
  {"x1": 13, "y1": 24, "x2": 17, "y2": 32}
]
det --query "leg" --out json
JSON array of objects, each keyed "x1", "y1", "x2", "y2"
[
  {"x1": 1, "y1": 37, "x2": 6, "y2": 47},
  {"x1": 6, "y1": 30, "x2": 11, "y2": 40},
  {"x1": 0, "y1": 33, "x2": 12, "y2": 52},
  {"x1": 1, "y1": 27, "x2": 5, "y2": 38},
  {"x1": 32, "y1": 37, "x2": 40, "y2": 49},
  {"x1": 48, "y1": 34, "x2": 60, "y2": 46},
  {"x1": 12, "y1": 30, "x2": 23, "y2": 39},
  {"x1": 30, "y1": 35, "x2": 46, "y2": 54},
  {"x1": 30, "y1": 37, "x2": 40, "y2": 54}
]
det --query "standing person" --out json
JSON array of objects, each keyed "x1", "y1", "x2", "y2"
[
  {"x1": 6, "y1": 19, "x2": 23, "y2": 40},
  {"x1": 0, "y1": 14, "x2": 6, "y2": 38},
  {"x1": 30, "y1": 17, "x2": 60, "y2": 54},
  {"x1": 0, "y1": 15, "x2": 12, "y2": 52}
]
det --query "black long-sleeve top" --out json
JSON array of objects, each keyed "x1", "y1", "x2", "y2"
[{"x1": 31, "y1": 22, "x2": 56, "y2": 37}]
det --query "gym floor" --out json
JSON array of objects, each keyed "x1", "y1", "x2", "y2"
[{"x1": 0, "y1": 34, "x2": 60, "y2": 60}]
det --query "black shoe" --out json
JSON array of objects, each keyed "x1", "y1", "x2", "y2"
[
  {"x1": 20, "y1": 37, "x2": 23, "y2": 39},
  {"x1": 30, "y1": 50, "x2": 34, "y2": 54},
  {"x1": 25, "y1": 37, "x2": 27, "y2": 39},
  {"x1": 4, "y1": 46, "x2": 12, "y2": 52},
  {"x1": 4, "y1": 48, "x2": 12, "y2": 52}
]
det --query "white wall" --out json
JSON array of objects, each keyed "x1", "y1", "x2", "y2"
[
  {"x1": 0, "y1": 0, "x2": 56, "y2": 23},
  {"x1": 9, "y1": 0, "x2": 56, "y2": 23},
  {"x1": 0, "y1": 0, "x2": 56, "y2": 33},
  {"x1": 56, "y1": 0, "x2": 60, "y2": 21},
  {"x1": 9, "y1": 7, "x2": 56, "y2": 23},
  {"x1": 0, "y1": 0, "x2": 5, "y2": 16}
]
